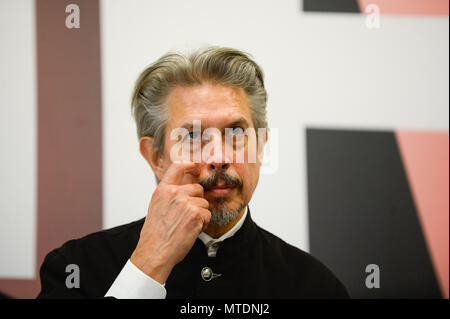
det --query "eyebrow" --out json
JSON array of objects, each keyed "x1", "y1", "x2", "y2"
[
  {"x1": 179, "y1": 117, "x2": 250, "y2": 131},
  {"x1": 228, "y1": 117, "x2": 250, "y2": 129}
]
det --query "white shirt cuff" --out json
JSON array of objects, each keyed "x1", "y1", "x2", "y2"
[{"x1": 105, "y1": 259, "x2": 167, "y2": 299}]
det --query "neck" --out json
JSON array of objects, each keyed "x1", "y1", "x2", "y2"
[{"x1": 204, "y1": 206, "x2": 246, "y2": 238}]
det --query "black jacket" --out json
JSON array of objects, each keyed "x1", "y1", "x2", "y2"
[{"x1": 37, "y1": 207, "x2": 349, "y2": 299}]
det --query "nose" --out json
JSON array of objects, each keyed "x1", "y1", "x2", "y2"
[
  {"x1": 205, "y1": 138, "x2": 231, "y2": 171},
  {"x1": 210, "y1": 162, "x2": 229, "y2": 170},
  {"x1": 208, "y1": 147, "x2": 230, "y2": 171}
]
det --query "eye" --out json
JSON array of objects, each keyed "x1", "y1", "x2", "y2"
[
  {"x1": 230, "y1": 127, "x2": 245, "y2": 137},
  {"x1": 184, "y1": 131, "x2": 201, "y2": 142}
]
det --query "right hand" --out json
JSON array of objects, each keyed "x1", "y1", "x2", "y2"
[{"x1": 130, "y1": 161, "x2": 211, "y2": 284}]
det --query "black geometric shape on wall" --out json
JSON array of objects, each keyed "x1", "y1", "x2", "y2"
[
  {"x1": 306, "y1": 128, "x2": 441, "y2": 298},
  {"x1": 303, "y1": 0, "x2": 361, "y2": 13}
]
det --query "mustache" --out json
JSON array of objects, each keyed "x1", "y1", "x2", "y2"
[{"x1": 199, "y1": 172, "x2": 243, "y2": 190}]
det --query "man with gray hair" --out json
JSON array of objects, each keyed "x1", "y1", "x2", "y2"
[{"x1": 37, "y1": 46, "x2": 349, "y2": 299}]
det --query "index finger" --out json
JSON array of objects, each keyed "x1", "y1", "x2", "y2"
[{"x1": 161, "y1": 161, "x2": 200, "y2": 185}]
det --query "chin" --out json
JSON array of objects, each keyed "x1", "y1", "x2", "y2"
[{"x1": 209, "y1": 197, "x2": 242, "y2": 213}]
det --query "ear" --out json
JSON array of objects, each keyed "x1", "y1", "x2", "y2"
[{"x1": 139, "y1": 137, "x2": 164, "y2": 180}]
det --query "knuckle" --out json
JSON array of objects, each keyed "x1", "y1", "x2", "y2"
[
  {"x1": 201, "y1": 199, "x2": 209, "y2": 207},
  {"x1": 195, "y1": 184, "x2": 204, "y2": 194},
  {"x1": 203, "y1": 211, "x2": 211, "y2": 223},
  {"x1": 167, "y1": 186, "x2": 177, "y2": 197},
  {"x1": 191, "y1": 209, "x2": 203, "y2": 222},
  {"x1": 175, "y1": 196, "x2": 188, "y2": 206},
  {"x1": 158, "y1": 184, "x2": 174, "y2": 199}
]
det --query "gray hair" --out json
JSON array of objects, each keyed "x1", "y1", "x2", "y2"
[{"x1": 131, "y1": 46, "x2": 268, "y2": 157}]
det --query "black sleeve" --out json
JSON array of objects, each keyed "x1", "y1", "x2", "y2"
[
  {"x1": 333, "y1": 277, "x2": 351, "y2": 299},
  {"x1": 37, "y1": 249, "x2": 86, "y2": 299},
  {"x1": 36, "y1": 220, "x2": 142, "y2": 299}
]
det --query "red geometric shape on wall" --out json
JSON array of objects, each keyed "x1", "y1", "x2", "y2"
[
  {"x1": 0, "y1": 0, "x2": 103, "y2": 298},
  {"x1": 358, "y1": 0, "x2": 449, "y2": 15},
  {"x1": 396, "y1": 130, "x2": 449, "y2": 299}
]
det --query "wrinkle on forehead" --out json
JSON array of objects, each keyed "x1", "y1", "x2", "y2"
[{"x1": 166, "y1": 83, "x2": 253, "y2": 130}]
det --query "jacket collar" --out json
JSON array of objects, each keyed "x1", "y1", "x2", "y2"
[{"x1": 191, "y1": 205, "x2": 258, "y2": 260}]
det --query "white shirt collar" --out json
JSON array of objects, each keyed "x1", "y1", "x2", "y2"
[{"x1": 198, "y1": 206, "x2": 248, "y2": 257}]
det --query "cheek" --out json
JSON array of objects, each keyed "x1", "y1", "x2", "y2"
[
  {"x1": 157, "y1": 148, "x2": 175, "y2": 180},
  {"x1": 160, "y1": 152, "x2": 171, "y2": 173},
  {"x1": 234, "y1": 163, "x2": 259, "y2": 196}
]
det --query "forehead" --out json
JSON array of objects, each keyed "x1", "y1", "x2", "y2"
[{"x1": 166, "y1": 83, "x2": 253, "y2": 129}]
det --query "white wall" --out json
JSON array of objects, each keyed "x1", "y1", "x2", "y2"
[
  {"x1": 100, "y1": 0, "x2": 449, "y2": 252},
  {"x1": 1, "y1": 1, "x2": 447, "y2": 281},
  {"x1": 0, "y1": 0, "x2": 36, "y2": 278}
]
